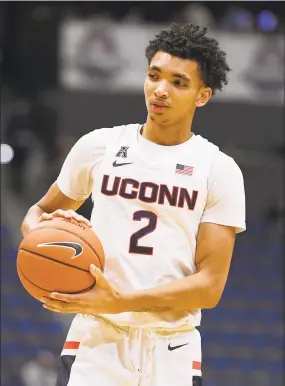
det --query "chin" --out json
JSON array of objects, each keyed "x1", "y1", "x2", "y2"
[{"x1": 150, "y1": 114, "x2": 171, "y2": 125}]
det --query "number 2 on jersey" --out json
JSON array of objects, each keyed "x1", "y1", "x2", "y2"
[{"x1": 129, "y1": 210, "x2": 157, "y2": 255}]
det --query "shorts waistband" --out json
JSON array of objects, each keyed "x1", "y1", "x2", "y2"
[{"x1": 95, "y1": 315, "x2": 196, "y2": 335}]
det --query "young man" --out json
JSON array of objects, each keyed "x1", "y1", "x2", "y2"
[{"x1": 21, "y1": 24, "x2": 246, "y2": 386}]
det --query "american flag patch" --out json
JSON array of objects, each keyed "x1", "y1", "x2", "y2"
[{"x1": 175, "y1": 163, "x2": 194, "y2": 176}]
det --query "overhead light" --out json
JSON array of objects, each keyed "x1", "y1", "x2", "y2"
[
  {"x1": 257, "y1": 10, "x2": 278, "y2": 32},
  {"x1": 1, "y1": 144, "x2": 14, "y2": 164}
]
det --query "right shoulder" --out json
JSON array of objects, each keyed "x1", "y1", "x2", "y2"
[
  {"x1": 56, "y1": 124, "x2": 139, "y2": 200},
  {"x1": 75, "y1": 123, "x2": 139, "y2": 157}
]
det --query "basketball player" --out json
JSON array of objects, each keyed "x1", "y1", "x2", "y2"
[{"x1": 21, "y1": 24, "x2": 246, "y2": 386}]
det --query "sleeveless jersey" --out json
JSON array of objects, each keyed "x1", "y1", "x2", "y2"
[{"x1": 57, "y1": 123, "x2": 246, "y2": 328}]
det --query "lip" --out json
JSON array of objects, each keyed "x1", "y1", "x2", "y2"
[
  {"x1": 150, "y1": 100, "x2": 169, "y2": 108},
  {"x1": 149, "y1": 100, "x2": 169, "y2": 113},
  {"x1": 150, "y1": 104, "x2": 168, "y2": 113}
]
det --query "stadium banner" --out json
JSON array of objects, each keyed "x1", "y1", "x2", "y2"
[{"x1": 59, "y1": 20, "x2": 284, "y2": 105}]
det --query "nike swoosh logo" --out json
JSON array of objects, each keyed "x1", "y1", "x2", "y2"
[
  {"x1": 37, "y1": 241, "x2": 83, "y2": 259},
  {"x1": 113, "y1": 160, "x2": 133, "y2": 167},
  {"x1": 168, "y1": 343, "x2": 189, "y2": 351}
]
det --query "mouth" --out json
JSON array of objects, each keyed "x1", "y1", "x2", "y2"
[{"x1": 150, "y1": 100, "x2": 169, "y2": 113}]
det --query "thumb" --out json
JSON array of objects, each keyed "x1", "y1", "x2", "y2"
[{"x1": 89, "y1": 264, "x2": 105, "y2": 285}]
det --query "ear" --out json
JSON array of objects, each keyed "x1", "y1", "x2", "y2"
[{"x1": 196, "y1": 88, "x2": 212, "y2": 108}]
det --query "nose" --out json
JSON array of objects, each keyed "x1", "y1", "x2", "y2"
[{"x1": 154, "y1": 83, "x2": 169, "y2": 99}]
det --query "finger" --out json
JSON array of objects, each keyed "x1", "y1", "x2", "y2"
[
  {"x1": 40, "y1": 213, "x2": 53, "y2": 222},
  {"x1": 66, "y1": 210, "x2": 81, "y2": 220},
  {"x1": 68, "y1": 212, "x2": 93, "y2": 227},
  {"x1": 78, "y1": 216, "x2": 93, "y2": 227},
  {"x1": 49, "y1": 292, "x2": 84, "y2": 303},
  {"x1": 41, "y1": 297, "x2": 69, "y2": 307},
  {"x1": 52, "y1": 210, "x2": 84, "y2": 225},
  {"x1": 53, "y1": 209, "x2": 73, "y2": 219},
  {"x1": 43, "y1": 304, "x2": 64, "y2": 313},
  {"x1": 42, "y1": 209, "x2": 92, "y2": 227},
  {"x1": 43, "y1": 304, "x2": 79, "y2": 314}
]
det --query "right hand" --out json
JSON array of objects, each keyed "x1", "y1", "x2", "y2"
[{"x1": 39, "y1": 209, "x2": 93, "y2": 228}]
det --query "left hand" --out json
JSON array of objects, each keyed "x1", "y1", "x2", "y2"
[{"x1": 41, "y1": 264, "x2": 124, "y2": 315}]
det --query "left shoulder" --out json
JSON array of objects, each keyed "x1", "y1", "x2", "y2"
[
  {"x1": 213, "y1": 150, "x2": 243, "y2": 178},
  {"x1": 194, "y1": 134, "x2": 242, "y2": 175}
]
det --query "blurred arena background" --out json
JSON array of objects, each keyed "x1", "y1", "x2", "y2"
[{"x1": 0, "y1": 2, "x2": 284, "y2": 386}]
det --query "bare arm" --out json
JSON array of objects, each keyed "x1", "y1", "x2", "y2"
[
  {"x1": 42, "y1": 222, "x2": 237, "y2": 315},
  {"x1": 21, "y1": 182, "x2": 88, "y2": 237},
  {"x1": 121, "y1": 223, "x2": 236, "y2": 312}
]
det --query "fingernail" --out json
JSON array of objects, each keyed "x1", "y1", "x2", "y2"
[{"x1": 50, "y1": 293, "x2": 56, "y2": 298}]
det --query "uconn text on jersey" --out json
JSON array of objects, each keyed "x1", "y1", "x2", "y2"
[{"x1": 101, "y1": 175, "x2": 199, "y2": 210}]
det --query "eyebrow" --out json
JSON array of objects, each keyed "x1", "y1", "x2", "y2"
[{"x1": 149, "y1": 65, "x2": 190, "y2": 83}]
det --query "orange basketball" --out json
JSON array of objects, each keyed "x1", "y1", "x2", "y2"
[{"x1": 17, "y1": 218, "x2": 105, "y2": 301}]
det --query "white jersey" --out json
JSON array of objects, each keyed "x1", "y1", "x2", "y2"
[{"x1": 57, "y1": 123, "x2": 246, "y2": 329}]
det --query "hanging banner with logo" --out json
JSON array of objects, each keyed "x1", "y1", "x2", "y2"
[{"x1": 59, "y1": 20, "x2": 284, "y2": 105}]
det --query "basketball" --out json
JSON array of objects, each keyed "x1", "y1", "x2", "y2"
[{"x1": 17, "y1": 217, "x2": 105, "y2": 301}]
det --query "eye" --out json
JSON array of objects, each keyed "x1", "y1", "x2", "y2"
[
  {"x1": 148, "y1": 73, "x2": 158, "y2": 80},
  {"x1": 173, "y1": 80, "x2": 187, "y2": 87}
]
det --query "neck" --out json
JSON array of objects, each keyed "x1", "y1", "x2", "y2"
[{"x1": 142, "y1": 116, "x2": 193, "y2": 146}]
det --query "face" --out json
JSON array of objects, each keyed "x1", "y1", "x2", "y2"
[{"x1": 144, "y1": 51, "x2": 212, "y2": 126}]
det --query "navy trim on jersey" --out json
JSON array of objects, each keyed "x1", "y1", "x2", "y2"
[
  {"x1": 56, "y1": 355, "x2": 76, "y2": 386},
  {"x1": 193, "y1": 375, "x2": 202, "y2": 386}
]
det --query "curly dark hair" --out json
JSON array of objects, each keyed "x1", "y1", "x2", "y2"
[{"x1": 145, "y1": 23, "x2": 231, "y2": 95}]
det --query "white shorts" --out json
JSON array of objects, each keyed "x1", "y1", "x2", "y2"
[{"x1": 56, "y1": 314, "x2": 202, "y2": 386}]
